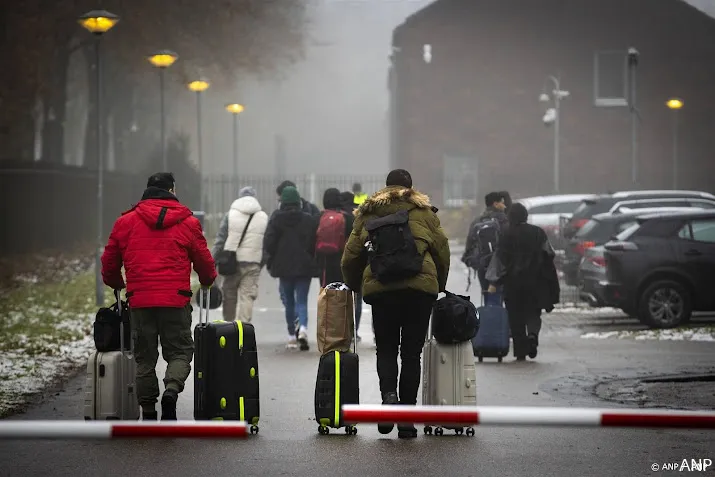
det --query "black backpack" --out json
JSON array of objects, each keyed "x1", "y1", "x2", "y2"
[
  {"x1": 464, "y1": 217, "x2": 501, "y2": 271},
  {"x1": 364, "y1": 209, "x2": 423, "y2": 284},
  {"x1": 432, "y1": 291, "x2": 479, "y2": 344}
]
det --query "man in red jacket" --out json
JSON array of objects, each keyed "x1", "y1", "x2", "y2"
[{"x1": 102, "y1": 172, "x2": 216, "y2": 420}]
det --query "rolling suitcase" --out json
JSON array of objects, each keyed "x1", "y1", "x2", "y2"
[
  {"x1": 193, "y1": 288, "x2": 260, "y2": 434},
  {"x1": 421, "y1": 315, "x2": 477, "y2": 437},
  {"x1": 84, "y1": 290, "x2": 139, "y2": 420},
  {"x1": 472, "y1": 293, "x2": 510, "y2": 362},
  {"x1": 314, "y1": 293, "x2": 359, "y2": 436}
]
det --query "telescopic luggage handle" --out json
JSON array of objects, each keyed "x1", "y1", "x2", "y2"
[{"x1": 198, "y1": 286, "x2": 211, "y2": 325}]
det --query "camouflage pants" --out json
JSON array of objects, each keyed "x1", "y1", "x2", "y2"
[
  {"x1": 221, "y1": 263, "x2": 261, "y2": 323},
  {"x1": 132, "y1": 305, "x2": 194, "y2": 410}
]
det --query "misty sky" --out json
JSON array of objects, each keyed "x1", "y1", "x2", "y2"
[{"x1": 195, "y1": 0, "x2": 714, "y2": 177}]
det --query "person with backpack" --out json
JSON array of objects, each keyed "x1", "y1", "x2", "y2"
[
  {"x1": 486, "y1": 202, "x2": 560, "y2": 360},
  {"x1": 461, "y1": 191, "x2": 509, "y2": 299},
  {"x1": 263, "y1": 185, "x2": 318, "y2": 351},
  {"x1": 341, "y1": 169, "x2": 450, "y2": 438},
  {"x1": 211, "y1": 186, "x2": 269, "y2": 323},
  {"x1": 316, "y1": 188, "x2": 354, "y2": 287}
]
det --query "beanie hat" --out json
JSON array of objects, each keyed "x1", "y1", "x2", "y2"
[
  {"x1": 239, "y1": 186, "x2": 256, "y2": 198},
  {"x1": 280, "y1": 185, "x2": 301, "y2": 205},
  {"x1": 386, "y1": 169, "x2": 413, "y2": 188}
]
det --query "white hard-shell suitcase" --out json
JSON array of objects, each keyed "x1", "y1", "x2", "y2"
[
  {"x1": 84, "y1": 291, "x2": 139, "y2": 420},
  {"x1": 421, "y1": 315, "x2": 477, "y2": 437}
]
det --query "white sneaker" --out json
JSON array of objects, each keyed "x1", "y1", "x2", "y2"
[
  {"x1": 286, "y1": 336, "x2": 298, "y2": 350},
  {"x1": 297, "y1": 326, "x2": 309, "y2": 351}
]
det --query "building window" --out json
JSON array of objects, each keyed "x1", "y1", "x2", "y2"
[{"x1": 443, "y1": 155, "x2": 478, "y2": 208}]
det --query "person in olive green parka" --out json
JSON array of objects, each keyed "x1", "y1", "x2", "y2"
[{"x1": 340, "y1": 169, "x2": 450, "y2": 439}]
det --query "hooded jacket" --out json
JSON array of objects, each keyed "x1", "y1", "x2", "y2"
[
  {"x1": 101, "y1": 187, "x2": 217, "y2": 308},
  {"x1": 341, "y1": 186, "x2": 451, "y2": 302},
  {"x1": 212, "y1": 195, "x2": 269, "y2": 264},
  {"x1": 263, "y1": 203, "x2": 318, "y2": 278}
]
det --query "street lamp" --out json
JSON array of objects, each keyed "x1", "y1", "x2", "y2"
[
  {"x1": 78, "y1": 9, "x2": 120, "y2": 307},
  {"x1": 666, "y1": 98, "x2": 683, "y2": 189},
  {"x1": 188, "y1": 80, "x2": 209, "y2": 211},
  {"x1": 540, "y1": 75, "x2": 570, "y2": 194},
  {"x1": 148, "y1": 50, "x2": 178, "y2": 170},
  {"x1": 225, "y1": 103, "x2": 244, "y2": 197}
]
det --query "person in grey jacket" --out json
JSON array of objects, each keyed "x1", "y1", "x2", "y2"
[{"x1": 212, "y1": 186, "x2": 269, "y2": 323}]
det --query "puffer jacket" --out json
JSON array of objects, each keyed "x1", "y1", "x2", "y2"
[
  {"x1": 212, "y1": 196, "x2": 268, "y2": 264},
  {"x1": 340, "y1": 186, "x2": 451, "y2": 303}
]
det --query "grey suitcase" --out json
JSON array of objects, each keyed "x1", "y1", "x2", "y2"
[
  {"x1": 421, "y1": 315, "x2": 477, "y2": 437},
  {"x1": 84, "y1": 291, "x2": 139, "y2": 420}
]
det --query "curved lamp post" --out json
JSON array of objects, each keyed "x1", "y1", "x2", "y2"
[
  {"x1": 78, "y1": 9, "x2": 119, "y2": 307},
  {"x1": 148, "y1": 50, "x2": 178, "y2": 170},
  {"x1": 540, "y1": 75, "x2": 570, "y2": 194},
  {"x1": 225, "y1": 103, "x2": 244, "y2": 197},
  {"x1": 188, "y1": 80, "x2": 209, "y2": 211},
  {"x1": 666, "y1": 98, "x2": 684, "y2": 189}
]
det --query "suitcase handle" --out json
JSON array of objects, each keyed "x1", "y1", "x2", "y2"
[
  {"x1": 198, "y1": 286, "x2": 211, "y2": 325},
  {"x1": 114, "y1": 288, "x2": 128, "y2": 419}
]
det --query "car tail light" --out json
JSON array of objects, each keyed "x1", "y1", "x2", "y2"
[
  {"x1": 573, "y1": 219, "x2": 589, "y2": 230},
  {"x1": 588, "y1": 256, "x2": 606, "y2": 267},
  {"x1": 574, "y1": 241, "x2": 596, "y2": 255},
  {"x1": 604, "y1": 241, "x2": 639, "y2": 252}
]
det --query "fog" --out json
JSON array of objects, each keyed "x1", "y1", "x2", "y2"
[{"x1": 181, "y1": 0, "x2": 431, "y2": 176}]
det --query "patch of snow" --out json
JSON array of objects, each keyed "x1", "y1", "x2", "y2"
[
  {"x1": 581, "y1": 328, "x2": 715, "y2": 342},
  {"x1": 551, "y1": 306, "x2": 623, "y2": 315}
]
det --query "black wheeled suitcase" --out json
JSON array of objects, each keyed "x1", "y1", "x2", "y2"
[
  {"x1": 193, "y1": 288, "x2": 260, "y2": 434},
  {"x1": 314, "y1": 293, "x2": 360, "y2": 436}
]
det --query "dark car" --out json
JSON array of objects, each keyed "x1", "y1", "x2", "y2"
[
  {"x1": 601, "y1": 210, "x2": 715, "y2": 328},
  {"x1": 561, "y1": 190, "x2": 715, "y2": 240},
  {"x1": 561, "y1": 207, "x2": 697, "y2": 286}
]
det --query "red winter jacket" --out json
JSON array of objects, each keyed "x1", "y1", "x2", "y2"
[{"x1": 101, "y1": 187, "x2": 217, "y2": 308}]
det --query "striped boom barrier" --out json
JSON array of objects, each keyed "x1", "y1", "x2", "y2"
[
  {"x1": 0, "y1": 421, "x2": 248, "y2": 440},
  {"x1": 341, "y1": 405, "x2": 715, "y2": 429}
]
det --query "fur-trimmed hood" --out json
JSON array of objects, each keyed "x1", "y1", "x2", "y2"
[{"x1": 355, "y1": 186, "x2": 435, "y2": 217}]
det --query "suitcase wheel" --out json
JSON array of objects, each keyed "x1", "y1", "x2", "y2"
[
  {"x1": 423, "y1": 425, "x2": 433, "y2": 435},
  {"x1": 477, "y1": 356, "x2": 484, "y2": 363},
  {"x1": 497, "y1": 356, "x2": 503, "y2": 363},
  {"x1": 344, "y1": 425, "x2": 358, "y2": 435},
  {"x1": 466, "y1": 427, "x2": 475, "y2": 437},
  {"x1": 318, "y1": 425, "x2": 329, "y2": 435},
  {"x1": 250, "y1": 425, "x2": 259, "y2": 435},
  {"x1": 434, "y1": 427, "x2": 444, "y2": 436},
  {"x1": 455, "y1": 428, "x2": 464, "y2": 436}
]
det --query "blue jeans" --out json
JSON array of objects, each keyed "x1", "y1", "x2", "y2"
[{"x1": 279, "y1": 277, "x2": 311, "y2": 335}]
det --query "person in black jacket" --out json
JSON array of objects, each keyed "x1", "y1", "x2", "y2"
[
  {"x1": 486, "y1": 203, "x2": 560, "y2": 361},
  {"x1": 317, "y1": 188, "x2": 354, "y2": 287},
  {"x1": 263, "y1": 186, "x2": 318, "y2": 351},
  {"x1": 339, "y1": 190, "x2": 367, "y2": 342}
]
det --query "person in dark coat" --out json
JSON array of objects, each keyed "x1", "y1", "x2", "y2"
[
  {"x1": 339, "y1": 190, "x2": 366, "y2": 342},
  {"x1": 317, "y1": 188, "x2": 354, "y2": 287},
  {"x1": 486, "y1": 203, "x2": 560, "y2": 361},
  {"x1": 263, "y1": 186, "x2": 318, "y2": 351}
]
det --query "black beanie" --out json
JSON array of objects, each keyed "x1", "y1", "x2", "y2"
[{"x1": 385, "y1": 169, "x2": 412, "y2": 188}]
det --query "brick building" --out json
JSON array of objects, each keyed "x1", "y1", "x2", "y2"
[{"x1": 388, "y1": 0, "x2": 715, "y2": 207}]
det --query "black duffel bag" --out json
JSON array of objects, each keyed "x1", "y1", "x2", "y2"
[
  {"x1": 194, "y1": 286, "x2": 223, "y2": 310},
  {"x1": 93, "y1": 296, "x2": 130, "y2": 352},
  {"x1": 432, "y1": 291, "x2": 479, "y2": 344}
]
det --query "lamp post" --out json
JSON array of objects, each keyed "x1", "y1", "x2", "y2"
[
  {"x1": 666, "y1": 98, "x2": 683, "y2": 189},
  {"x1": 225, "y1": 103, "x2": 244, "y2": 197},
  {"x1": 78, "y1": 10, "x2": 119, "y2": 307},
  {"x1": 540, "y1": 76, "x2": 570, "y2": 194},
  {"x1": 188, "y1": 80, "x2": 209, "y2": 211},
  {"x1": 148, "y1": 50, "x2": 178, "y2": 170}
]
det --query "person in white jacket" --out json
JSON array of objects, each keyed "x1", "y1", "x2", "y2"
[{"x1": 212, "y1": 186, "x2": 269, "y2": 323}]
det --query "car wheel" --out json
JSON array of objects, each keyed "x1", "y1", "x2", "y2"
[{"x1": 637, "y1": 279, "x2": 692, "y2": 329}]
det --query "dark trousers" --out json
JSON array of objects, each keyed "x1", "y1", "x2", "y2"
[
  {"x1": 370, "y1": 290, "x2": 434, "y2": 405},
  {"x1": 505, "y1": 301, "x2": 542, "y2": 358}
]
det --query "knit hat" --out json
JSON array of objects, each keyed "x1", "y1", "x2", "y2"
[
  {"x1": 280, "y1": 185, "x2": 300, "y2": 205},
  {"x1": 386, "y1": 169, "x2": 412, "y2": 188},
  {"x1": 239, "y1": 186, "x2": 256, "y2": 198}
]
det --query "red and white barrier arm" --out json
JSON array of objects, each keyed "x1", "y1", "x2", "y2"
[
  {"x1": 341, "y1": 405, "x2": 715, "y2": 429},
  {"x1": 0, "y1": 421, "x2": 248, "y2": 440}
]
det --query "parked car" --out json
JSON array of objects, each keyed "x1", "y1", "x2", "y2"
[
  {"x1": 578, "y1": 245, "x2": 608, "y2": 307},
  {"x1": 562, "y1": 207, "x2": 700, "y2": 285},
  {"x1": 561, "y1": 190, "x2": 715, "y2": 240},
  {"x1": 601, "y1": 210, "x2": 715, "y2": 328},
  {"x1": 517, "y1": 194, "x2": 595, "y2": 249}
]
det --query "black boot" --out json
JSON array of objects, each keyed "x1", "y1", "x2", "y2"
[
  {"x1": 142, "y1": 409, "x2": 158, "y2": 421},
  {"x1": 378, "y1": 392, "x2": 398, "y2": 434},
  {"x1": 397, "y1": 424, "x2": 418, "y2": 439},
  {"x1": 161, "y1": 390, "x2": 178, "y2": 420},
  {"x1": 527, "y1": 334, "x2": 538, "y2": 359}
]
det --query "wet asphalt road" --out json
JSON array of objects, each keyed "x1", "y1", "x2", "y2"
[{"x1": 1, "y1": 254, "x2": 714, "y2": 477}]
